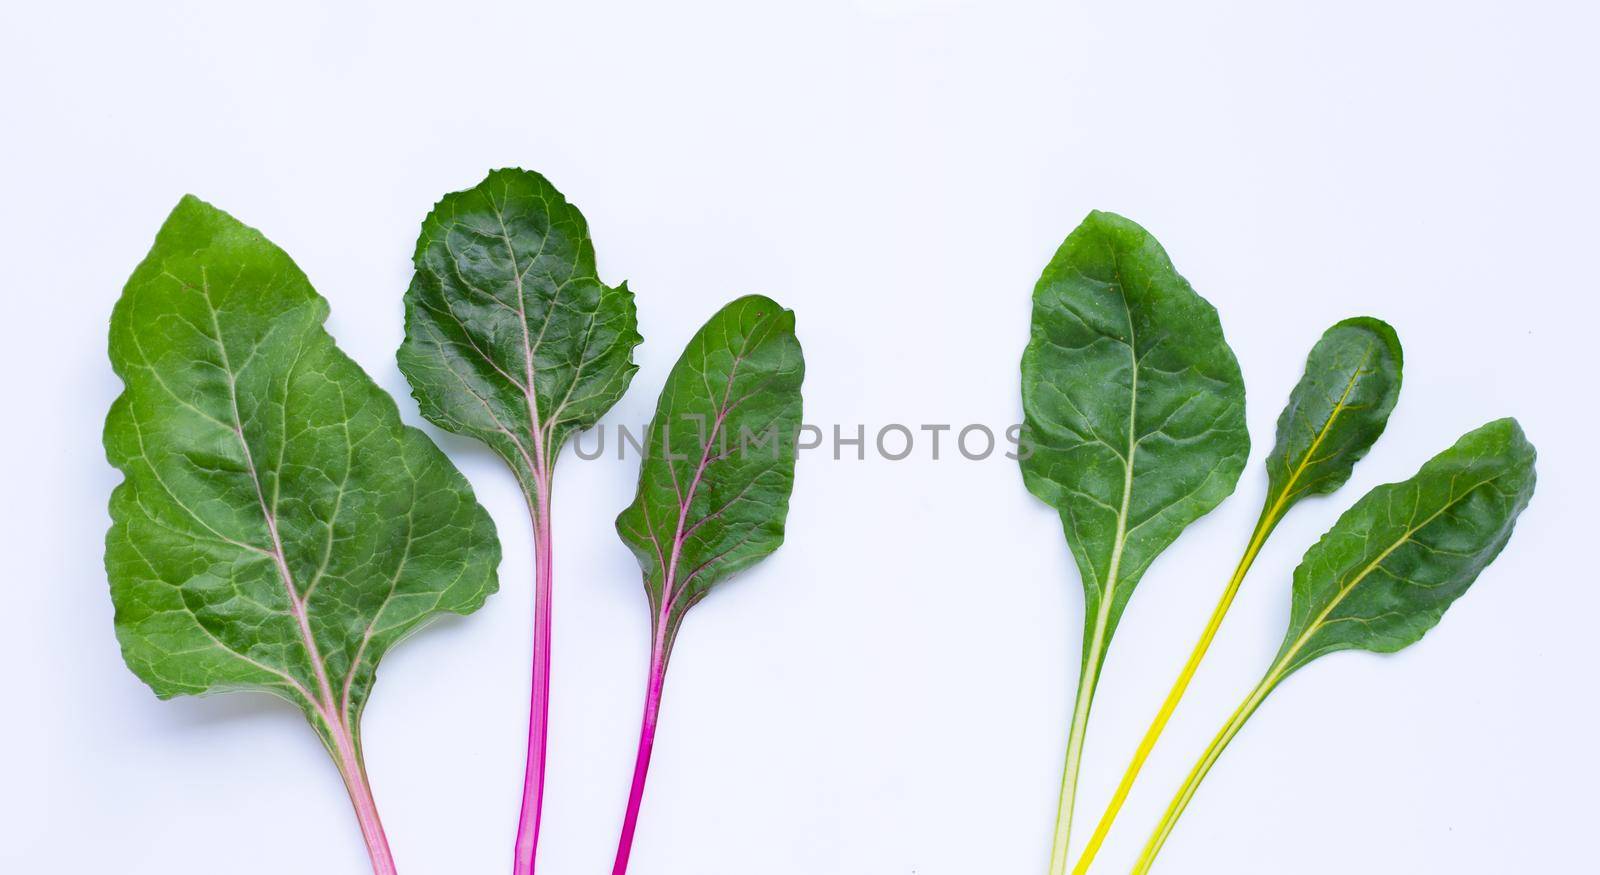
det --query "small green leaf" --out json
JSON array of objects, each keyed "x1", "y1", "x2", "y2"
[
  {"x1": 1135, "y1": 418, "x2": 1537, "y2": 872},
  {"x1": 611, "y1": 296, "x2": 804, "y2": 870},
  {"x1": 399, "y1": 167, "x2": 641, "y2": 494},
  {"x1": 1020, "y1": 211, "x2": 1248, "y2": 870},
  {"x1": 1263, "y1": 317, "x2": 1403, "y2": 514},
  {"x1": 104, "y1": 196, "x2": 499, "y2": 869},
  {"x1": 616, "y1": 294, "x2": 804, "y2": 640}
]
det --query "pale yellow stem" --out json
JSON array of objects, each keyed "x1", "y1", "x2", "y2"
[
  {"x1": 1068, "y1": 505, "x2": 1280, "y2": 874},
  {"x1": 1130, "y1": 664, "x2": 1284, "y2": 874}
]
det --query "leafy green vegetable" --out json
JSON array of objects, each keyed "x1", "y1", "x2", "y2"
[
  {"x1": 1260, "y1": 318, "x2": 1404, "y2": 508},
  {"x1": 1133, "y1": 418, "x2": 1537, "y2": 873},
  {"x1": 1072, "y1": 317, "x2": 1403, "y2": 871},
  {"x1": 105, "y1": 196, "x2": 500, "y2": 874},
  {"x1": 611, "y1": 295, "x2": 804, "y2": 874},
  {"x1": 397, "y1": 168, "x2": 641, "y2": 874},
  {"x1": 1019, "y1": 211, "x2": 1249, "y2": 872}
]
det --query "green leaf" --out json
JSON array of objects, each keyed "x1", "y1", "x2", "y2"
[
  {"x1": 1134, "y1": 418, "x2": 1537, "y2": 872},
  {"x1": 610, "y1": 296, "x2": 804, "y2": 871},
  {"x1": 1021, "y1": 210, "x2": 1250, "y2": 668},
  {"x1": 1275, "y1": 416, "x2": 1536, "y2": 675},
  {"x1": 1019, "y1": 211, "x2": 1248, "y2": 870},
  {"x1": 398, "y1": 167, "x2": 642, "y2": 496},
  {"x1": 104, "y1": 196, "x2": 499, "y2": 869},
  {"x1": 616, "y1": 294, "x2": 805, "y2": 641},
  {"x1": 1262, "y1": 317, "x2": 1403, "y2": 516}
]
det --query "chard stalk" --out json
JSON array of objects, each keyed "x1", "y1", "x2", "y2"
[
  {"x1": 612, "y1": 624, "x2": 671, "y2": 874},
  {"x1": 1130, "y1": 667, "x2": 1280, "y2": 874},
  {"x1": 327, "y1": 723, "x2": 400, "y2": 875},
  {"x1": 513, "y1": 470, "x2": 555, "y2": 875},
  {"x1": 1048, "y1": 590, "x2": 1112, "y2": 874},
  {"x1": 1068, "y1": 506, "x2": 1278, "y2": 874}
]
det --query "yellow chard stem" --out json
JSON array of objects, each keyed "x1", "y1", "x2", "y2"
[
  {"x1": 1131, "y1": 663, "x2": 1284, "y2": 874},
  {"x1": 1048, "y1": 628, "x2": 1108, "y2": 874},
  {"x1": 1068, "y1": 503, "x2": 1282, "y2": 874}
]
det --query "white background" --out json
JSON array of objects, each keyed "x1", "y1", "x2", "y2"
[{"x1": 3, "y1": 1, "x2": 1595, "y2": 873}]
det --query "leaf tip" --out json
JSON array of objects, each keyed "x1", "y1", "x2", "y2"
[{"x1": 1331, "y1": 315, "x2": 1404, "y2": 370}]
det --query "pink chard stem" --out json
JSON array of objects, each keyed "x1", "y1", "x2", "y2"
[
  {"x1": 327, "y1": 721, "x2": 399, "y2": 875},
  {"x1": 612, "y1": 629, "x2": 670, "y2": 875},
  {"x1": 514, "y1": 476, "x2": 556, "y2": 875}
]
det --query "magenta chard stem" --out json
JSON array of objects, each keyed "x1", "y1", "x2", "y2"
[
  {"x1": 513, "y1": 474, "x2": 555, "y2": 875},
  {"x1": 612, "y1": 624, "x2": 670, "y2": 875}
]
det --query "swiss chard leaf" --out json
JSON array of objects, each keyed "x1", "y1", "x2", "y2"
[
  {"x1": 611, "y1": 295, "x2": 804, "y2": 873},
  {"x1": 1019, "y1": 210, "x2": 1249, "y2": 869},
  {"x1": 616, "y1": 294, "x2": 805, "y2": 635},
  {"x1": 399, "y1": 167, "x2": 641, "y2": 493},
  {"x1": 1135, "y1": 418, "x2": 1537, "y2": 872},
  {"x1": 1275, "y1": 417, "x2": 1535, "y2": 674},
  {"x1": 105, "y1": 196, "x2": 500, "y2": 873},
  {"x1": 1262, "y1": 317, "x2": 1404, "y2": 512},
  {"x1": 1071, "y1": 316, "x2": 1404, "y2": 872},
  {"x1": 397, "y1": 168, "x2": 641, "y2": 873}
]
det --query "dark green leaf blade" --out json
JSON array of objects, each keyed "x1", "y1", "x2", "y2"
[
  {"x1": 616, "y1": 295, "x2": 804, "y2": 633},
  {"x1": 1020, "y1": 210, "x2": 1249, "y2": 663},
  {"x1": 1263, "y1": 317, "x2": 1403, "y2": 514},
  {"x1": 104, "y1": 195, "x2": 500, "y2": 735},
  {"x1": 398, "y1": 167, "x2": 642, "y2": 492},
  {"x1": 1275, "y1": 417, "x2": 1536, "y2": 675}
]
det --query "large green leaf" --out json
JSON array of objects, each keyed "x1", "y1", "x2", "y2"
[
  {"x1": 104, "y1": 196, "x2": 499, "y2": 869},
  {"x1": 1134, "y1": 418, "x2": 1537, "y2": 872},
  {"x1": 1021, "y1": 210, "x2": 1249, "y2": 669},
  {"x1": 610, "y1": 296, "x2": 804, "y2": 872},
  {"x1": 398, "y1": 167, "x2": 641, "y2": 496},
  {"x1": 1019, "y1": 211, "x2": 1248, "y2": 869}
]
